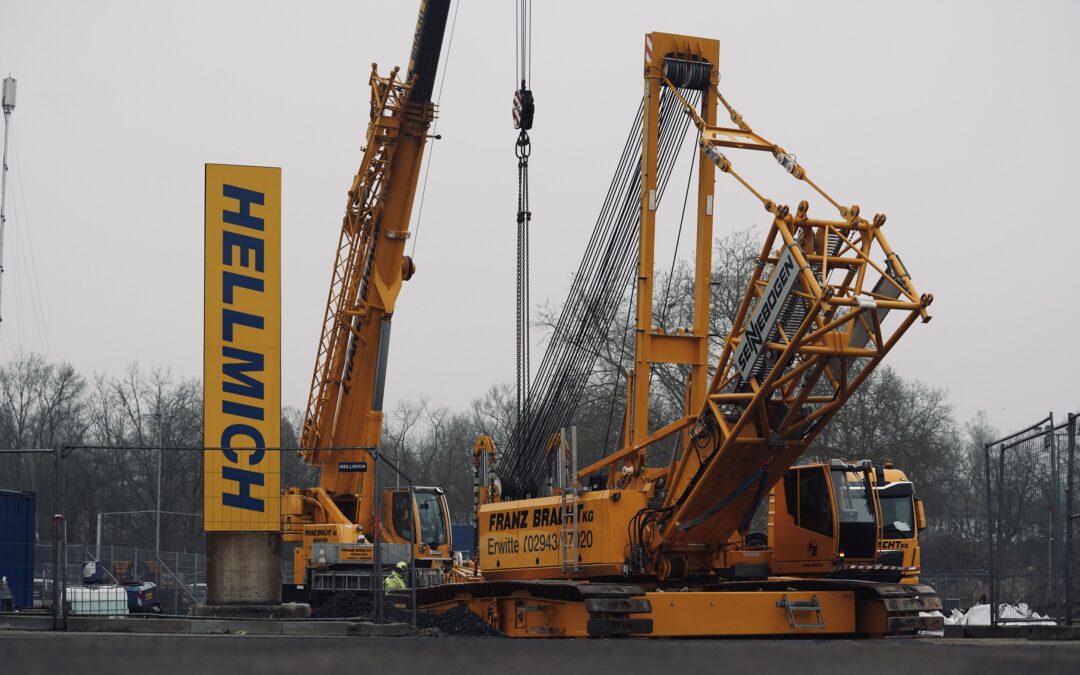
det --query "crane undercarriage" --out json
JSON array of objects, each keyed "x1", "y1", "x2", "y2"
[{"x1": 417, "y1": 579, "x2": 939, "y2": 638}]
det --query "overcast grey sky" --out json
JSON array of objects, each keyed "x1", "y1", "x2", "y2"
[{"x1": 1, "y1": 0, "x2": 1077, "y2": 433}]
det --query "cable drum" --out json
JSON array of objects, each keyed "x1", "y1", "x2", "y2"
[{"x1": 662, "y1": 58, "x2": 711, "y2": 91}]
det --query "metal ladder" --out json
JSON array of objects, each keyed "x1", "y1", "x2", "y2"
[
  {"x1": 776, "y1": 594, "x2": 826, "y2": 629},
  {"x1": 558, "y1": 427, "x2": 581, "y2": 573}
]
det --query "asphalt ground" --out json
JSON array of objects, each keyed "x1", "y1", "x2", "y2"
[{"x1": 2, "y1": 632, "x2": 1078, "y2": 675}]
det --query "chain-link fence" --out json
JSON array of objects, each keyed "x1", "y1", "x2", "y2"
[
  {"x1": 0, "y1": 443, "x2": 406, "y2": 626},
  {"x1": 64, "y1": 543, "x2": 205, "y2": 615},
  {"x1": 0, "y1": 446, "x2": 211, "y2": 625},
  {"x1": 6, "y1": 414, "x2": 1074, "y2": 629},
  {"x1": 984, "y1": 413, "x2": 1078, "y2": 625},
  {"x1": 1, "y1": 449, "x2": 62, "y2": 626}
]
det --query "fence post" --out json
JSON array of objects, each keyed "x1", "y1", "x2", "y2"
[
  {"x1": 1067, "y1": 413, "x2": 1076, "y2": 626},
  {"x1": 1048, "y1": 413, "x2": 1061, "y2": 621},
  {"x1": 175, "y1": 550, "x2": 180, "y2": 615},
  {"x1": 373, "y1": 448, "x2": 382, "y2": 623},
  {"x1": 984, "y1": 441, "x2": 995, "y2": 626},
  {"x1": 50, "y1": 445, "x2": 66, "y2": 630},
  {"x1": 409, "y1": 482, "x2": 416, "y2": 630}
]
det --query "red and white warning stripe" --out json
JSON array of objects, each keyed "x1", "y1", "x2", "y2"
[
  {"x1": 645, "y1": 34, "x2": 653, "y2": 65},
  {"x1": 841, "y1": 563, "x2": 919, "y2": 572}
]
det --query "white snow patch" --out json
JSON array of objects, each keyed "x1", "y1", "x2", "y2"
[
  {"x1": 945, "y1": 602, "x2": 1056, "y2": 626},
  {"x1": 918, "y1": 610, "x2": 945, "y2": 637}
]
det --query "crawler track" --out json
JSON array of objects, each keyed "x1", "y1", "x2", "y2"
[{"x1": 417, "y1": 578, "x2": 942, "y2": 637}]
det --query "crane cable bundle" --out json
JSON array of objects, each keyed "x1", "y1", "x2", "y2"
[{"x1": 498, "y1": 85, "x2": 702, "y2": 499}]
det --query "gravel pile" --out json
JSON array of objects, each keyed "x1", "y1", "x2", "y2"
[
  {"x1": 416, "y1": 606, "x2": 502, "y2": 637},
  {"x1": 312, "y1": 593, "x2": 501, "y2": 637},
  {"x1": 313, "y1": 592, "x2": 378, "y2": 618}
]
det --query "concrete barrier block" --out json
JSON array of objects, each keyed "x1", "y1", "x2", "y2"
[
  {"x1": 0, "y1": 614, "x2": 54, "y2": 631},
  {"x1": 122, "y1": 618, "x2": 193, "y2": 634},
  {"x1": 962, "y1": 625, "x2": 1031, "y2": 639},
  {"x1": 282, "y1": 621, "x2": 350, "y2": 636},
  {"x1": 348, "y1": 621, "x2": 408, "y2": 637},
  {"x1": 67, "y1": 617, "x2": 104, "y2": 632},
  {"x1": 189, "y1": 619, "x2": 282, "y2": 635},
  {"x1": 1027, "y1": 625, "x2": 1080, "y2": 641}
]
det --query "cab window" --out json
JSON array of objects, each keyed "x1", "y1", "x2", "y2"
[
  {"x1": 797, "y1": 468, "x2": 833, "y2": 537},
  {"x1": 879, "y1": 494, "x2": 915, "y2": 539},
  {"x1": 415, "y1": 491, "x2": 448, "y2": 547},
  {"x1": 392, "y1": 492, "x2": 413, "y2": 542},
  {"x1": 831, "y1": 469, "x2": 875, "y2": 524}
]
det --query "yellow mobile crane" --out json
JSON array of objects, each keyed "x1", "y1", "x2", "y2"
[
  {"x1": 422, "y1": 31, "x2": 938, "y2": 637},
  {"x1": 281, "y1": 0, "x2": 454, "y2": 603}
]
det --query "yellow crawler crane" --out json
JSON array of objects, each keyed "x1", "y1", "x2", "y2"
[
  {"x1": 280, "y1": 0, "x2": 454, "y2": 603},
  {"x1": 420, "y1": 32, "x2": 937, "y2": 637}
]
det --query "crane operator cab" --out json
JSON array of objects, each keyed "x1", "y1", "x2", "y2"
[
  {"x1": 872, "y1": 464, "x2": 927, "y2": 583},
  {"x1": 380, "y1": 487, "x2": 453, "y2": 587},
  {"x1": 769, "y1": 460, "x2": 882, "y2": 576}
]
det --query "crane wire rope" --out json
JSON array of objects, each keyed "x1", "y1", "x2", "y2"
[
  {"x1": 0, "y1": 120, "x2": 51, "y2": 355},
  {"x1": 659, "y1": 145, "x2": 697, "y2": 332},
  {"x1": 409, "y1": 0, "x2": 460, "y2": 260},
  {"x1": 604, "y1": 140, "x2": 697, "y2": 459},
  {"x1": 498, "y1": 86, "x2": 701, "y2": 498},
  {"x1": 505, "y1": 88, "x2": 699, "y2": 495},
  {"x1": 601, "y1": 278, "x2": 636, "y2": 458}
]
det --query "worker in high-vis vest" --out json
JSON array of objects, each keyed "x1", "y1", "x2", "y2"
[{"x1": 384, "y1": 561, "x2": 407, "y2": 591}]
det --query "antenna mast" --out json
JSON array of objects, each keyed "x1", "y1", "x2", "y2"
[{"x1": 0, "y1": 76, "x2": 16, "y2": 327}]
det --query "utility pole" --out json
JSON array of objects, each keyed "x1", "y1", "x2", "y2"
[{"x1": 0, "y1": 76, "x2": 16, "y2": 326}]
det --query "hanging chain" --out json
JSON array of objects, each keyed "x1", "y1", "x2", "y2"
[
  {"x1": 512, "y1": 0, "x2": 536, "y2": 438},
  {"x1": 515, "y1": 129, "x2": 532, "y2": 429}
]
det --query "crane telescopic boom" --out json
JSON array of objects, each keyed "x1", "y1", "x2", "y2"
[
  {"x1": 281, "y1": 0, "x2": 453, "y2": 598},
  {"x1": 299, "y1": 0, "x2": 450, "y2": 511}
]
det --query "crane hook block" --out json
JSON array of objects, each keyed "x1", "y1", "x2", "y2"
[{"x1": 513, "y1": 88, "x2": 535, "y2": 131}]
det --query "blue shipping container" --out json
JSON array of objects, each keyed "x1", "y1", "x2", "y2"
[
  {"x1": 0, "y1": 490, "x2": 36, "y2": 608},
  {"x1": 451, "y1": 523, "x2": 475, "y2": 555}
]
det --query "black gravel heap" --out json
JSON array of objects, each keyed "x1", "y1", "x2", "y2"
[
  {"x1": 311, "y1": 593, "x2": 501, "y2": 637},
  {"x1": 312, "y1": 592, "x2": 377, "y2": 618},
  {"x1": 416, "y1": 605, "x2": 503, "y2": 637}
]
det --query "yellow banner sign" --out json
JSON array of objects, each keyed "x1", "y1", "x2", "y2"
[{"x1": 204, "y1": 164, "x2": 281, "y2": 531}]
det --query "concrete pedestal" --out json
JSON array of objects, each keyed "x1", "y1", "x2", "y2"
[{"x1": 207, "y1": 532, "x2": 281, "y2": 606}]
